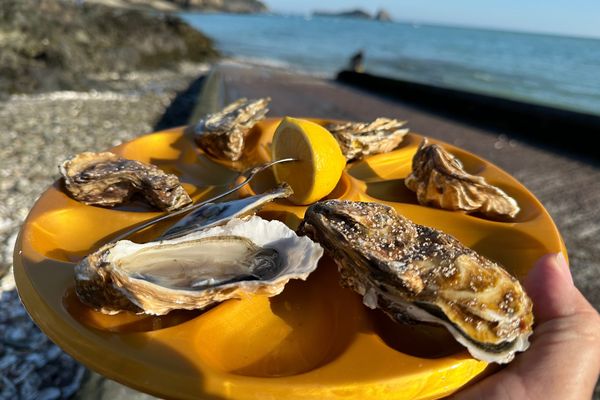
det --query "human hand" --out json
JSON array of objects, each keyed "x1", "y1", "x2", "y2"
[{"x1": 452, "y1": 253, "x2": 600, "y2": 400}]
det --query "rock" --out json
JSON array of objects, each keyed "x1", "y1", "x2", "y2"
[
  {"x1": 169, "y1": 0, "x2": 268, "y2": 13},
  {"x1": 313, "y1": 9, "x2": 372, "y2": 20},
  {"x1": 0, "y1": 0, "x2": 218, "y2": 94},
  {"x1": 80, "y1": 0, "x2": 268, "y2": 13},
  {"x1": 375, "y1": 9, "x2": 393, "y2": 22},
  {"x1": 74, "y1": 371, "x2": 159, "y2": 400}
]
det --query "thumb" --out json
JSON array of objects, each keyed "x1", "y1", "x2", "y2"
[
  {"x1": 454, "y1": 253, "x2": 600, "y2": 400},
  {"x1": 509, "y1": 253, "x2": 600, "y2": 399},
  {"x1": 524, "y1": 253, "x2": 590, "y2": 323}
]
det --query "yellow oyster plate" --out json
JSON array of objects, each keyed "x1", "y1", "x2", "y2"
[{"x1": 14, "y1": 118, "x2": 566, "y2": 399}]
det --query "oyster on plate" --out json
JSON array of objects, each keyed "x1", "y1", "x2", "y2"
[
  {"x1": 300, "y1": 200, "x2": 533, "y2": 364},
  {"x1": 326, "y1": 118, "x2": 409, "y2": 160},
  {"x1": 60, "y1": 152, "x2": 192, "y2": 211},
  {"x1": 405, "y1": 140, "x2": 520, "y2": 218},
  {"x1": 194, "y1": 97, "x2": 271, "y2": 161},
  {"x1": 75, "y1": 216, "x2": 323, "y2": 315},
  {"x1": 160, "y1": 183, "x2": 293, "y2": 240}
]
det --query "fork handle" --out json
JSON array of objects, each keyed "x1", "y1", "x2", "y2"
[
  {"x1": 108, "y1": 157, "x2": 296, "y2": 244},
  {"x1": 108, "y1": 178, "x2": 250, "y2": 244}
]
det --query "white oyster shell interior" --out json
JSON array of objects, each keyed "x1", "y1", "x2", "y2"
[{"x1": 75, "y1": 216, "x2": 323, "y2": 315}]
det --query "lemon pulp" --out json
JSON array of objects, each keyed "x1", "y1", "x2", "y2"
[{"x1": 271, "y1": 117, "x2": 345, "y2": 205}]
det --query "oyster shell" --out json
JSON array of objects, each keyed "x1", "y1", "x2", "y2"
[
  {"x1": 60, "y1": 152, "x2": 192, "y2": 211},
  {"x1": 160, "y1": 183, "x2": 293, "y2": 240},
  {"x1": 326, "y1": 118, "x2": 409, "y2": 160},
  {"x1": 76, "y1": 216, "x2": 323, "y2": 315},
  {"x1": 194, "y1": 97, "x2": 271, "y2": 161},
  {"x1": 405, "y1": 140, "x2": 520, "y2": 218},
  {"x1": 300, "y1": 200, "x2": 533, "y2": 364}
]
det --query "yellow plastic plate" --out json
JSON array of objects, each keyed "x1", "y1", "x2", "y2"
[{"x1": 14, "y1": 118, "x2": 566, "y2": 399}]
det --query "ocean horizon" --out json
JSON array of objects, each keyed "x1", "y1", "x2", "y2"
[{"x1": 182, "y1": 13, "x2": 600, "y2": 116}]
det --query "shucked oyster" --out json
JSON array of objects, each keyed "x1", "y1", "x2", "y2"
[
  {"x1": 405, "y1": 140, "x2": 520, "y2": 218},
  {"x1": 60, "y1": 152, "x2": 191, "y2": 211},
  {"x1": 76, "y1": 216, "x2": 323, "y2": 315},
  {"x1": 301, "y1": 200, "x2": 533, "y2": 364},
  {"x1": 194, "y1": 97, "x2": 271, "y2": 161},
  {"x1": 326, "y1": 118, "x2": 409, "y2": 160},
  {"x1": 160, "y1": 183, "x2": 293, "y2": 240}
]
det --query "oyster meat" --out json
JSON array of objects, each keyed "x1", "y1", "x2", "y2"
[
  {"x1": 300, "y1": 200, "x2": 533, "y2": 364},
  {"x1": 60, "y1": 152, "x2": 192, "y2": 211},
  {"x1": 194, "y1": 97, "x2": 271, "y2": 161},
  {"x1": 76, "y1": 216, "x2": 323, "y2": 315},
  {"x1": 160, "y1": 183, "x2": 293, "y2": 240},
  {"x1": 326, "y1": 118, "x2": 409, "y2": 160},
  {"x1": 405, "y1": 140, "x2": 520, "y2": 218}
]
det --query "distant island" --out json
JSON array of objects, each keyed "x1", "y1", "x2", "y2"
[{"x1": 313, "y1": 8, "x2": 393, "y2": 22}]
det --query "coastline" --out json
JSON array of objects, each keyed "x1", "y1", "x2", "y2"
[
  {"x1": 182, "y1": 12, "x2": 600, "y2": 117},
  {"x1": 82, "y1": 0, "x2": 267, "y2": 13}
]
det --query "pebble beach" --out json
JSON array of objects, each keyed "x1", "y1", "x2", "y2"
[{"x1": 0, "y1": 62, "x2": 208, "y2": 399}]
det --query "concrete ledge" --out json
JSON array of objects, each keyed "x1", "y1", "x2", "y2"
[{"x1": 337, "y1": 70, "x2": 600, "y2": 159}]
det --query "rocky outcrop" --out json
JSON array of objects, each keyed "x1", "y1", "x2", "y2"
[
  {"x1": 78, "y1": 0, "x2": 268, "y2": 13},
  {"x1": 169, "y1": 0, "x2": 268, "y2": 13},
  {"x1": 314, "y1": 8, "x2": 393, "y2": 21},
  {"x1": 313, "y1": 9, "x2": 372, "y2": 19},
  {"x1": 0, "y1": 0, "x2": 218, "y2": 94},
  {"x1": 375, "y1": 9, "x2": 393, "y2": 22}
]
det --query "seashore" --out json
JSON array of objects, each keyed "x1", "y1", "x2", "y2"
[
  {"x1": 1, "y1": 59, "x2": 599, "y2": 398},
  {"x1": 0, "y1": 62, "x2": 209, "y2": 399}
]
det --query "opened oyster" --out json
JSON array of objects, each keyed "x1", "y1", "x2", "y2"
[
  {"x1": 301, "y1": 200, "x2": 533, "y2": 364},
  {"x1": 60, "y1": 152, "x2": 191, "y2": 211},
  {"x1": 75, "y1": 216, "x2": 323, "y2": 315},
  {"x1": 160, "y1": 183, "x2": 293, "y2": 240},
  {"x1": 405, "y1": 140, "x2": 520, "y2": 218},
  {"x1": 326, "y1": 118, "x2": 409, "y2": 160},
  {"x1": 194, "y1": 97, "x2": 271, "y2": 161}
]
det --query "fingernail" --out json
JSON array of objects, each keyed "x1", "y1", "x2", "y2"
[{"x1": 555, "y1": 252, "x2": 573, "y2": 285}]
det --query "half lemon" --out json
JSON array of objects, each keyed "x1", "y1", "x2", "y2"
[{"x1": 271, "y1": 117, "x2": 346, "y2": 205}]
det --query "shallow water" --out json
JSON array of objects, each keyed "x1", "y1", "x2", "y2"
[{"x1": 182, "y1": 13, "x2": 600, "y2": 116}]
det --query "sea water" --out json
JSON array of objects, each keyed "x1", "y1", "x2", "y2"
[{"x1": 182, "y1": 13, "x2": 600, "y2": 116}]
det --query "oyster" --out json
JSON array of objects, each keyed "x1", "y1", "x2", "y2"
[
  {"x1": 194, "y1": 97, "x2": 271, "y2": 161},
  {"x1": 75, "y1": 216, "x2": 323, "y2": 315},
  {"x1": 160, "y1": 183, "x2": 293, "y2": 240},
  {"x1": 326, "y1": 118, "x2": 409, "y2": 160},
  {"x1": 405, "y1": 140, "x2": 520, "y2": 218},
  {"x1": 60, "y1": 152, "x2": 192, "y2": 211},
  {"x1": 300, "y1": 200, "x2": 533, "y2": 364}
]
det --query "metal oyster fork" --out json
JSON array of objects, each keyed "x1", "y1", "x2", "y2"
[{"x1": 108, "y1": 158, "x2": 297, "y2": 244}]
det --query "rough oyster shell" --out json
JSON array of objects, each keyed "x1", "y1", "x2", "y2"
[
  {"x1": 326, "y1": 118, "x2": 409, "y2": 160},
  {"x1": 194, "y1": 97, "x2": 271, "y2": 161},
  {"x1": 300, "y1": 200, "x2": 533, "y2": 364},
  {"x1": 76, "y1": 216, "x2": 323, "y2": 315},
  {"x1": 160, "y1": 183, "x2": 293, "y2": 240},
  {"x1": 405, "y1": 140, "x2": 520, "y2": 218},
  {"x1": 60, "y1": 152, "x2": 192, "y2": 211}
]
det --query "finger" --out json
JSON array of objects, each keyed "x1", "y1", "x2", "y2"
[
  {"x1": 455, "y1": 254, "x2": 600, "y2": 400},
  {"x1": 524, "y1": 252, "x2": 589, "y2": 323}
]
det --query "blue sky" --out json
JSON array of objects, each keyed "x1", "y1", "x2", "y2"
[{"x1": 263, "y1": 0, "x2": 600, "y2": 39}]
